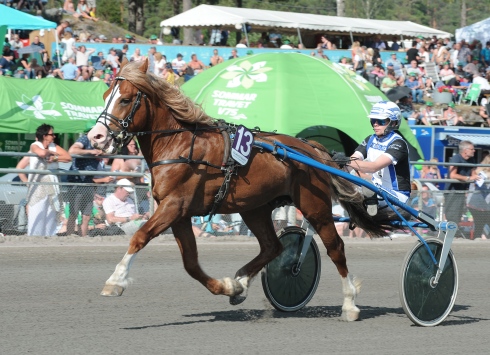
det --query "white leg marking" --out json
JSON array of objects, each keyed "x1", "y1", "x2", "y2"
[
  {"x1": 105, "y1": 252, "x2": 137, "y2": 290},
  {"x1": 340, "y1": 274, "x2": 362, "y2": 321}
]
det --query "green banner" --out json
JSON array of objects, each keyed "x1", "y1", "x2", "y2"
[{"x1": 0, "y1": 76, "x2": 108, "y2": 133}]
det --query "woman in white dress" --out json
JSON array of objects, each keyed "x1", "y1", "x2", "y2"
[
  {"x1": 26, "y1": 124, "x2": 71, "y2": 236},
  {"x1": 61, "y1": 31, "x2": 76, "y2": 63},
  {"x1": 153, "y1": 52, "x2": 166, "y2": 77}
]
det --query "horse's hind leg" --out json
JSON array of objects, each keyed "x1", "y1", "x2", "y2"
[
  {"x1": 229, "y1": 205, "x2": 283, "y2": 305},
  {"x1": 297, "y1": 192, "x2": 361, "y2": 321}
]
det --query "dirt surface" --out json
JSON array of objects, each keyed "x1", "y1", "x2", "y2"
[{"x1": 1, "y1": 235, "x2": 489, "y2": 355}]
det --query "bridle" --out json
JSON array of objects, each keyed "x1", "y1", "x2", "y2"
[{"x1": 97, "y1": 76, "x2": 147, "y2": 150}]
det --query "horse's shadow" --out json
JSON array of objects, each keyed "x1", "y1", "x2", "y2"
[{"x1": 121, "y1": 304, "x2": 482, "y2": 330}]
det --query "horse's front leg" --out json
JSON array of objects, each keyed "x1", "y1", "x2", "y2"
[
  {"x1": 100, "y1": 201, "x2": 179, "y2": 297},
  {"x1": 171, "y1": 219, "x2": 245, "y2": 297}
]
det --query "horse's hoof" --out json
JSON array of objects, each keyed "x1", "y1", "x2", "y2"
[
  {"x1": 229, "y1": 294, "x2": 247, "y2": 305},
  {"x1": 100, "y1": 285, "x2": 124, "y2": 297},
  {"x1": 341, "y1": 309, "x2": 360, "y2": 322}
]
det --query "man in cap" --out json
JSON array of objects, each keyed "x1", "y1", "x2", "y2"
[
  {"x1": 98, "y1": 34, "x2": 108, "y2": 42},
  {"x1": 405, "y1": 72, "x2": 425, "y2": 104},
  {"x1": 280, "y1": 39, "x2": 293, "y2": 49},
  {"x1": 385, "y1": 52, "x2": 404, "y2": 80},
  {"x1": 149, "y1": 34, "x2": 159, "y2": 45},
  {"x1": 171, "y1": 53, "x2": 186, "y2": 76},
  {"x1": 14, "y1": 66, "x2": 28, "y2": 79},
  {"x1": 102, "y1": 179, "x2": 149, "y2": 236}
]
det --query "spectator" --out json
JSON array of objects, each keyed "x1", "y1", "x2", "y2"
[
  {"x1": 210, "y1": 49, "x2": 224, "y2": 67},
  {"x1": 398, "y1": 96, "x2": 421, "y2": 123},
  {"x1": 0, "y1": 43, "x2": 16, "y2": 74},
  {"x1": 187, "y1": 54, "x2": 207, "y2": 75},
  {"x1": 31, "y1": 36, "x2": 47, "y2": 62},
  {"x1": 280, "y1": 39, "x2": 293, "y2": 49},
  {"x1": 163, "y1": 62, "x2": 176, "y2": 85},
  {"x1": 14, "y1": 66, "x2": 28, "y2": 79},
  {"x1": 418, "y1": 46, "x2": 430, "y2": 63},
  {"x1": 110, "y1": 139, "x2": 144, "y2": 185},
  {"x1": 444, "y1": 140, "x2": 479, "y2": 237},
  {"x1": 18, "y1": 53, "x2": 32, "y2": 78},
  {"x1": 77, "y1": 0, "x2": 98, "y2": 21},
  {"x1": 439, "y1": 62, "x2": 457, "y2": 85},
  {"x1": 228, "y1": 49, "x2": 239, "y2": 60},
  {"x1": 352, "y1": 47, "x2": 365, "y2": 74},
  {"x1": 385, "y1": 53, "x2": 404, "y2": 79},
  {"x1": 372, "y1": 47, "x2": 383, "y2": 66},
  {"x1": 390, "y1": 36, "x2": 400, "y2": 51},
  {"x1": 380, "y1": 69, "x2": 398, "y2": 93},
  {"x1": 149, "y1": 34, "x2": 159, "y2": 45},
  {"x1": 61, "y1": 31, "x2": 76, "y2": 63},
  {"x1": 53, "y1": 57, "x2": 80, "y2": 80},
  {"x1": 370, "y1": 63, "x2": 385, "y2": 78},
  {"x1": 481, "y1": 41, "x2": 490, "y2": 69},
  {"x1": 373, "y1": 36, "x2": 386, "y2": 50},
  {"x1": 472, "y1": 71, "x2": 490, "y2": 101},
  {"x1": 106, "y1": 48, "x2": 120, "y2": 73},
  {"x1": 60, "y1": 124, "x2": 103, "y2": 237},
  {"x1": 406, "y1": 40, "x2": 420, "y2": 64},
  {"x1": 17, "y1": 0, "x2": 43, "y2": 11},
  {"x1": 365, "y1": 48, "x2": 374, "y2": 67},
  {"x1": 76, "y1": 45, "x2": 96, "y2": 77},
  {"x1": 432, "y1": 40, "x2": 450, "y2": 65},
  {"x1": 405, "y1": 72, "x2": 425, "y2": 103},
  {"x1": 454, "y1": 62, "x2": 465, "y2": 76},
  {"x1": 130, "y1": 48, "x2": 146, "y2": 63},
  {"x1": 311, "y1": 48, "x2": 329, "y2": 59},
  {"x1": 171, "y1": 53, "x2": 186, "y2": 76},
  {"x1": 102, "y1": 179, "x2": 149, "y2": 236},
  {"x1": 87, "y1": 0, "x2": 97, "y2": 18},
  {"x1": 456, "y1": 42, "x2": 472, "y2": 66},
  {"x1": 420, "y1": 101, "x2": 438, "y2": 125},
  {"x1": 26, "y1": 124, "x2": 72, "y2": 236},
  {"x1": 147, "y1": 46, "x2": 156, "y2": 73},
  {"x1": 56, "y1": 20, "x2": 71, "y2": 40},
  {"x1": 478, "y1": 98, "x2": 490, "y2": 126},
  {"x1": 466, "y1": 155, "x2": 490, "y2": 239},
  {"x1": 9, "y1": 34, "x2": 24, "y2": 52},
  {"x1": 63, "y1": 1, "x2": 80, "y2": 18},
  {"x1": 463, "y1": 57, "x2": 482, "y2": 78},
  {"x1": 443, "y1": 102, "x2": 465, "y2": 126},
  {"x1": 411, "y1": 185, "x2": 437, "y2": 216},
  {"x1": 153, "y1": 52, "x2": 166, "y2": 77},
  {"x1": 339, "y1": 56, "x2": 353, "y2": 70}
]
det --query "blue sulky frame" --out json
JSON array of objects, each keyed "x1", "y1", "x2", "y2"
[{"x1": 253, "y1": 139, "x2": 458, "y2": 287}]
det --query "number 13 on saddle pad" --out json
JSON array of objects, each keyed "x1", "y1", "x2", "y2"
[{"x1": 231, "y1": 125, "x2": 253, "y2": 166}]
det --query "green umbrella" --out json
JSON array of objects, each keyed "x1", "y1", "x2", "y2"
[{"x1": 182, "y1": 52, "x2": 423, "y2": 158}]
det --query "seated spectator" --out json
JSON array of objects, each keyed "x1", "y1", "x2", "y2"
[
  {"x1": 420, "y1": 101, "x2": 439, "y2": 125},
  {"x1": 30, "y1": 58, "x2": 50, "y2": 79},
  {"x1": 187, "y1": 54, "x2": 207, "y2": 75},
  {"x1": 338, "y1": 56, "x2": 352, "y2": 70},
  {"x1": 171, "y1": 53, "x2": 186, "y2": 76},
  {"x1": 14, "y1": 66, "x2": 28, "y2": 79},
  {"x1": 210, "y1": 49, "x2": 224, "y2": 66},
  {"x1": 411, "y1": 185, "x2": 437, "y2": 217},
  {"x1": 380, "y1": 69, "x2": 398, "y2": 93},
  {"x1": 106, "y1": 48, "x2": 120, "y2": 73},
  {"x1": 75, "y1": 45, "x2": 96, "y2": 77},
  {"x1": 0, "y1": 43, "x2": 16, "y2": 74},
  {"x1": 370, "y1": 63, "x2": 385, "y2": 78},
  {"x1": 454, "y1": 62, "x2": 465, "y2": 76},
  {"x1": 77, "y1": 0, "x2": 98, "y2": 21},
  {"x1": 53, "y1": 57, "x2": 80, "y2": 80},
  {"x1": 439, "y1": 62, "x2": 457, "y2": 85},
  {"x1": 318, "y1": 35, "x2": 334, "y2": 50},
  {"x1": 385, "y1": 53, "x2": 404, "y2": 79},
  {"x1": 9, "y1": 34, "x2": 24, "y2": 52},
  {"x1": 405, "y1": 73, "x2": 425, "y2": 104},
  {"x1": 102, "y1": 179, "x2": 149, "y2": 236},
  {"x1": 77, "y1": 70, "x2": 92, "y2": 82},
  {"x1": 63, "y1": 1, "x2": 80, "y2": 18},
  {"x1": 443, "y1": 102, "x2": 465, "y2": 126},
  {"x1": 311, "y1": 48, "x2": 329, "y2": 59},
  {"x1": 228, "y1": 49, "x2": 239, "y2": 60},
  {"x1": 463, "y1": 57, "x2": 482, "y2": 77},
  {"x1": 163, "y1": 62, "x2": 176, "y2": 85},
  {"x1": 17, "y1": 0, "x2": 44, "y2": 11},
  {"x1": 18, "y1": 53, "x2": 32, "y2": 78},
  {"x1": 398, "y1": 96, "x2": 422, "y2": 123},
  {"x1": 130, "y1": 48, "x2": 146, "y2": 63},
  {"x1": 473, "y1": 71, "x2": 490, "y2": 101}
]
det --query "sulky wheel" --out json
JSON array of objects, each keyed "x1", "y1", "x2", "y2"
[
  {"x1": 399, "y1": 238, "x2": 458, "y2": 326},
  {"x1": 261, "y1": 226, "x2": 321, "y2": 312}
]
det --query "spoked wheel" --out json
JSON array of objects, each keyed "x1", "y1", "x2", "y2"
[
  {"x1": 399, "y1": 238, "x2": 458, "y2": 326},
  {"x1": 261, "y1": 226, "x2": 321, "y2": 312}
]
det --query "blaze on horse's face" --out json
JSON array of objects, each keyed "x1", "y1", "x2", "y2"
[{"x1": 88, "y1": 61, "x2": 148, "y2": 154}]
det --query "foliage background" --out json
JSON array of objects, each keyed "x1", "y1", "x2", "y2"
[{"x1": 51, "y1": 1, "x2": 490, "y2": 39}]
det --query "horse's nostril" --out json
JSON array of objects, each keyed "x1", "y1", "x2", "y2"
[{"x1": 94, "y1": 134, "x2": 103, "y2": 139}]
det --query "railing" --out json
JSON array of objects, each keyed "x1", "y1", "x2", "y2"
[{"x1": 0, "y1": 153, "x2": 488, "y2": 238}]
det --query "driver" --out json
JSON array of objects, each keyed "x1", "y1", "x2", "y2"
[{"x1": 345, "y1": 101, "x2": 411, "y2": 216}]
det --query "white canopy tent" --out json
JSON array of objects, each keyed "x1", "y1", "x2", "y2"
[
  {"x1": 160, "y1": 5, "x2": 451, "y2": 47},
  {"x1": 456, "y1": 17, "x2": 490, "y2": 45}
]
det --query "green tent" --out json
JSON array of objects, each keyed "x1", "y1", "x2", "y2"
[
  {"x1": 182, "y1": 52, "x2": 423, "y2": 158},
  {"x1": 0, "y1": 77, "x2": 108, "y2": 133}
]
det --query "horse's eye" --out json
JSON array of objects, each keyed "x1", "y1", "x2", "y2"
[{"x1": 120, "y1": 98, "x2": 131, "y2": 105}]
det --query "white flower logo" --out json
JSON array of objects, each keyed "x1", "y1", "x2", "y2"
[
  {"x1": 16, "y1": 94, "x2": 62, "y2": 120},
  {"x1": 220, "y1": 60, "x2": 272, "y2": 89}
]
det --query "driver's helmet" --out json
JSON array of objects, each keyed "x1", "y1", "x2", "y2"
[{"x1": 368, "y1": 100, "x2": 401, "y2": 131}]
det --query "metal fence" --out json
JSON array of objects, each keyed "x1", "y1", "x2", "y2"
[{"x1": 0, "y1": 153, "x2": 488, "y2": 239}]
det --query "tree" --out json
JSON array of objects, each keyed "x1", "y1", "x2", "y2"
[{"x1": 128, "y1": 0, "x2": 145, "y2": 35}]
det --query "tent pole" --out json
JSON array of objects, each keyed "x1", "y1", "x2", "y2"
[
  {"x1": 54, "y1": 30, "x2": 61, "y2": 68},
  {"x1": 242, "y1": 24, "x2": 249, "y2": 47},
  {"x1": 401, "y1": 34, "x2": 405, "y2": 49},
  {"x1": 296, "y1": 28, "x2": 303, "y2": 47},
  {"x1": 350, "y1": 31, "x2": 354, "y2": 44}
]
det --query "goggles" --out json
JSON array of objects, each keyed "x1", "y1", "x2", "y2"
[{"x1": 370, "y1": 118, "x2": 390, "y2": 126}]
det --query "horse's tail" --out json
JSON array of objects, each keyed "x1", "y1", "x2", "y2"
[{"x1": 311, "y1": 143, "x2": 403, "y2": 238}]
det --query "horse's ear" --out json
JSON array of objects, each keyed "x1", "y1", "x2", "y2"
[
  {"x1": 119, "y1": 57, "x2": 129, "y2": 73},
  {"x1": 139, "y1": 58, "x2": 149, "y2": 74}
]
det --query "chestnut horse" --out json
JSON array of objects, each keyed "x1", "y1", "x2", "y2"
[{"x1": 88, "y1": 59, "x2": 395, "y2": 321}]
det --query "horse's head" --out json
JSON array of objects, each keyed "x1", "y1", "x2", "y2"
[{"x1": 88, "y1": 59, "x2": 151, "y2": 154}]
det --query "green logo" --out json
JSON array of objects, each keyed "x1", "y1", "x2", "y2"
[
  {"x1": 16, "y1": 95, "x2": 62, "y2": 120},
  {"x1": 220, "y1": 60, "x2": 273, "y2": 89}
]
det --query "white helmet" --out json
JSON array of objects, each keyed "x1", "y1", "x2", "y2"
[{"x1": 368, "y1": 101, "x2": 402, "y2": 132}]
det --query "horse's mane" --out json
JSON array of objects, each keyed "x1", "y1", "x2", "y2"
[{"x1": 119, "y1": 61, "x2": 215, "y2": 125}]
